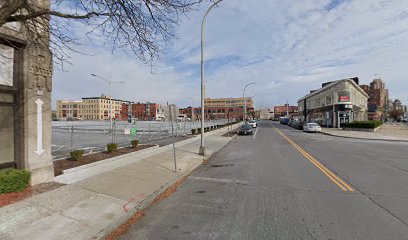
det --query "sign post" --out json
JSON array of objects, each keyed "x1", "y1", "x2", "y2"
[{"x1": 169, "y1": 105, "x2": 177, "y2": 173}]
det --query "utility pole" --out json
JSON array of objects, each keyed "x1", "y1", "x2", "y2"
[
  {"x1": 199, "y1": 0, "x2": 225, "y2": 156},
  {"x1": 243, "y1": 83, "x2": 256, "y2": 123}
]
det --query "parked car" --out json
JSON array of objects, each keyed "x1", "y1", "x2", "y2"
[
  {"x1": 303, "y1": 123, "x2": 322, "y2": 133},
  {"x1": 248, "y1": 120, "x2": 258, "y2": 128},
  {"x1": 288, "y1": 119, "x2": 294, "y2": 127},
  {"x1": 292, "y1": 120, "x2": 303, "y2": 130},
  {"x1": 280, "y1": 117, "x2": 289, "y2": 125},
  {"x1": 239, "y1": 124, "x2": 254, "y2": 135}
]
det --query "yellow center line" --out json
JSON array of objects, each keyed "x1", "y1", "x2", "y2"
[{"x1": 274, "y1": 127, "x2": 354, "y2": 192}]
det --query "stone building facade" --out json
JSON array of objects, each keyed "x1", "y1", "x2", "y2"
[
  {"x1": 298, "y1": 78, "x2": 368, "y2": 128},
  {"x1": 56, "y1": 95, "x2": 129, "y2": 120},
  {"x1": 0, "y1": 0, "x2": 54, "y2": 184}
]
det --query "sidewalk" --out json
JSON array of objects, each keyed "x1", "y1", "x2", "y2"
[
  {"x1": 321, "y1": 124, "x2": 408, "y2": 142},
  {"x1": 0, "y1": 125, "x2": 240, "y2": 240}
]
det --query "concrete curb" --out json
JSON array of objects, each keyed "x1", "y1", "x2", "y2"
[
  {"x1": 93, "y1": 130, "x2": 237, "y2": 240},
  {"x1": 62, "y1": 145, "x2": 160, "y2": 174},
  {"x1": 320, "y1": 131, "x2": 408, "y2": 143}
]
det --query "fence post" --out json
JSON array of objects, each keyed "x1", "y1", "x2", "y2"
[
  {"x1": 149, "y1": 124, "x2": 151, "y2": 140},
  {"x1": 70, "y1": 126, "x2": 74, "y2": 151},
  {"x1": 114, "y1": 123, "x2": 117, "y2": 144}
]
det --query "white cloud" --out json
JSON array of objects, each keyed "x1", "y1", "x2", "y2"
[{"x1": 52, "y1": 0, "x2": 408, "y2": 109}]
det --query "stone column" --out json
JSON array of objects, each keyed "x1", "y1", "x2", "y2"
[{"x1": 24, "y1": 46, "x2": 54, "y2": 185}]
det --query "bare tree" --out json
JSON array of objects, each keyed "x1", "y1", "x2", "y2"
[
  {"x1": 0, "y1": 0, "x2": 203, "y2": 64},
  {"x1": 388, "y1": 109, "x2": 403, "y2": 121}
]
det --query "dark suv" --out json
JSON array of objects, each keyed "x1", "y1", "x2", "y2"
[{"x1": 239, "y1": 124, "x2": 254, "y2": 135}]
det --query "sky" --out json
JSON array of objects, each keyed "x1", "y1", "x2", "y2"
[{"x1": 52, "y1": 0, "x2": 408, "y2": 110}]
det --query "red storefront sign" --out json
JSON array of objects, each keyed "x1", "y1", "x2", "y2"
[{"x1": 339, "y1": 96, "x2": 350, "y2": 102}]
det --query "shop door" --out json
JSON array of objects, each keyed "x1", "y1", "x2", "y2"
[{"x1": 339, "y1": 111, "x2": 350, "y2": 124}]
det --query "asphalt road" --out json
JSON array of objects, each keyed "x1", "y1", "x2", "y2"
[{"x1": 119, "y1": 120, "x2": 408, "y2": 240}]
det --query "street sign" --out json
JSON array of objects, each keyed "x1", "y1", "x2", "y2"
[
  {"x1": 124, "y1": 128, "x2": 130, "y2": 135},
  {"x1": 130, "y1": 128, "x2": 137, "y2": 136}
]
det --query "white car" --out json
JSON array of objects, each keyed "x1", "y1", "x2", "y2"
[
  {"x1": 303, "y1": 123, "x2": 321, "y2": 133},
  {"x1": 247, "y1": 120, "x2": 258, "y2": 128}
]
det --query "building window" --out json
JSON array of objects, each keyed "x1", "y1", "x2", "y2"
[
  {"x1": 326, "y1": 95, "x2": 332, "y2": 105},
  {"x1": 338, "y1": 91, "x2": 350, "y2": 102}
]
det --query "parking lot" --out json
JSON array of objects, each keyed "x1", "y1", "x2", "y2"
[{"x1": 52, "y1": 120, "x2": 229, "y2": 160}]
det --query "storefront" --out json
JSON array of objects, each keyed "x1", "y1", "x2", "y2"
[{"x1": 298, "y1": 78, "x2": 368, "y2": 128}]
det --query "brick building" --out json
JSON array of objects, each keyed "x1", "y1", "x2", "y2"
[
  {"x1": 120, "y1": 102, "x2": 160, "y2": 121},
  {"x1": 360, "y1": 79, "x2": 389, "y2": 120},
  {"x1": 274, "y1": 104, "x2": 299, "y2": 118},
  {"x1": 179, "y1": 106, "x2": 246, "y2": 120}
]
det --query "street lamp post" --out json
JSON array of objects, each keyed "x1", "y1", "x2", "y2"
[
  {"x1": 91, "y1": 74, "x2": 124, "y2": 130},
  {"x1": 243, "y1": 83, "x2": 256, "y2": 122},
  {"x1": 199, "y1": 0, "x2": 224, "y2": 156}
]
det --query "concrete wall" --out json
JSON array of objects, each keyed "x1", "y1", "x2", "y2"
[{"x1": 0, "y1": 0, "x2": 54, "y2": 184}]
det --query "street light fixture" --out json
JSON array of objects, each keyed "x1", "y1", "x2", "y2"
[
  {"x1": 91, "y1": 73, "x2": 124, "y2": 130},
  {"x1": 243, "y1": 83, "x2": 256, "y2": 122},
  {"x1": 199, "y1": 0, "x2": 224, "y2": 156}
]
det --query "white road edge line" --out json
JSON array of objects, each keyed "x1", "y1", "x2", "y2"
[{"x1": 253, "y1": 127, "x2": 259, "y2": 139}]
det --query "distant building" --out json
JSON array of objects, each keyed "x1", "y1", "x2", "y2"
[
  {"x1": 156, "y1": 106, "x2": 166, "y2": 121},
  {"x1": 179, "y1": 97, "x2": 254, "y2": 120},
  {"x1": 259, "y1": 108, "x2": 274, "y2": 120},
  {"x1": 392, "y1": 99, "x2": 403, "y2": 111},
  {"x1": 56, "y1": 100, "x2": 83, "y2": 119},
  {"x1": 179, "y1": 106, "x2": 245, "y2": 120},
  {"x1": 274, "y1": 104, "x2": 298, "y2": 118},
  {"x1": 360, "y1": 79, "x2": 389, "y2": 120},
  {"x1": 120, "y1": 102, "x2": 161, "y2": 121},
  {"x1": 132, "y1": 102, "x2": 159, "y2": 121},
  {"x1": 204, "y1": 97, "x2": 254, "y2": 109},
  {"x1": 298, "y1": 78, "x2": 368, "y2": 128},
  {"x1": 56, "y1": 95, "x2": 129, "y2": 120}
]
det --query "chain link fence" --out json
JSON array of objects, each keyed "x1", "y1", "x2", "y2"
[{"x1": 52, "y1": 119, "x2": 229, "y2": 160}]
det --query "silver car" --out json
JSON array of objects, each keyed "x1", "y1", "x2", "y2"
[
  {"x1": 303, "y1": 123, "x2": 321, "y2": 133},
  {"x1": 248, "y1": 120, "x2": 258, "y2": 128}
]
